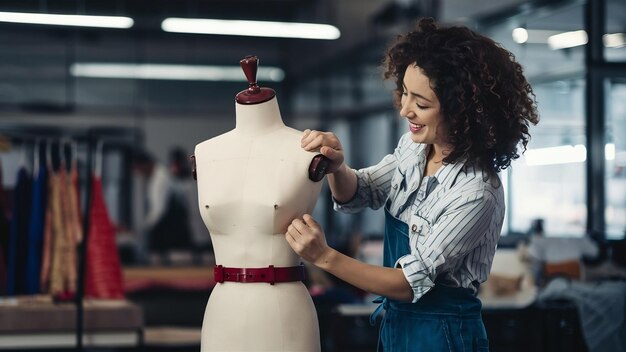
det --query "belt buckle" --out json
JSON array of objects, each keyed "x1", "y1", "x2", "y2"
[
  {"x1": 214, "y1": 265, "x2": 224, "y2": 283},
  {"x1": 236, "y1": 269, "x2": 249, "y2": 283}
]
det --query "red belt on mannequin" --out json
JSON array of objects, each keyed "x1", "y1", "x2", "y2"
[{"x1": 214, "y1": 265, "x2": 305, "y2": 285}]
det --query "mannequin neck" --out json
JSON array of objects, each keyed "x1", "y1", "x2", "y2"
[{"x1": 235, "y1": 97, "x2": 285, "y2": 136}]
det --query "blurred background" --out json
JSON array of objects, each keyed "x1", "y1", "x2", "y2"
[{"x1": 0, "y1": 0, "x2": 625, "y2": 351}]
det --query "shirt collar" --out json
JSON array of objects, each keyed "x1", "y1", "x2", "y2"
[
  {"x1": 397, "y1": 141, "x2": 423, "y2": 176},
  {"x1": 397, "y1": 141, "x2": 469, "y2": 190},
  {"x1": 432, "y1": 156, "x2": 468, "y2": 190}
]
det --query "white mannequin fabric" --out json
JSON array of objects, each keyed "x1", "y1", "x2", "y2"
[{"x1": 195, "y1": 96, "x2": 323, "y2": 352}]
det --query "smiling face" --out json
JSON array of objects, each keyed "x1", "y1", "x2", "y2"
[{"x1": 399, "y1": 64, "x2": 448, "y2": 150}]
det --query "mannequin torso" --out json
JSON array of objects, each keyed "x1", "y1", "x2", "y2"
[{"x1": 195, "y1": 97, "x2": 322, "y2": 352}]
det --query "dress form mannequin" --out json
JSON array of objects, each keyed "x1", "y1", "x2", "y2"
[{"x1": 195, "y1": 56, "x2": 323, "y2": 352}]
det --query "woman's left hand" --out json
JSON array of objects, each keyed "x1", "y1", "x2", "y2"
[{"x1": 285, "y1": 214, "x2": 331, "y2": 266}]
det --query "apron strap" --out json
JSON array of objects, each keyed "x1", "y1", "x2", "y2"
[{"x1": 369, "y1": 296, "x2": 388, "y2": 326}]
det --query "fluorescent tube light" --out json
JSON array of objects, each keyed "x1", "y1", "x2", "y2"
[
  {"x1": 0, "y1": 11, "x2": 133, "y2": 29},
  {"x1": 524, "y1": 143, "x2": 618, "y2": 166},
  {"x1": 513, "y1": 28, "x2": 562, "y2": 44},
  {"x1": 70, "y1": 63, "x2": 285, "y2": 82},
  {"x1": 514, "y1": 29, "x2": 625, "y2": 49},
  {"x1": 161, "y1": 18, "x2": 340, "y2": 40},
  {"x1": 525, "y1": 144, "x2": 586, "y2": 166},
  {"x1": 548, "y1": 30, "x2": 588, "y2": 50},
  {"x1": 604, "y1": 33, "x2": 626, "y2": 48},
  {"x1": 605, "y1": 143, "x2": 615, "y2": 161}
]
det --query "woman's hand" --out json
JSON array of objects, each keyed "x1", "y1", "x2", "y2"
[
  {"x1": 301, "y1": 130, "x2": 345, "y2": 174},
  {"x1": 286, "y1": 215, "x2": 413, "y2": 301},
  {"x1": 285, "y1": 214, "x2": 332, "y2": 266}
]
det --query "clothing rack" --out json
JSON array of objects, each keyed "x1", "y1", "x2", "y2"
[{"x1": 0, "y1": 125, "x2": 141, "y2": 351}]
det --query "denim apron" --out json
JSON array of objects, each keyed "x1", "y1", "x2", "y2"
[{"x1": 370, "y1": 206, "x2": 490, "y2": 352}]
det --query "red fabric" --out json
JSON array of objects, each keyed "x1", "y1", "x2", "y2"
[{"x1": 85, "y1": 175, "x2": 124, "y2": 299}]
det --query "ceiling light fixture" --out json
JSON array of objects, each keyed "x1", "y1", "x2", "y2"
[
  {"x1": 512, "y1": 28, "x2": 528, "y2": 44},
  {"x1": 161, "y1": 18, "x2": 340, "y2": 40},
  {"x1": 0, "y1": 11, "x2": 134, "y2": 29},
  {"x1": 605, "y1": 143, "x2": 615, "y2": 161},
  {"x1": 512, "y1": 28, "x2": 562, "y2": 44},
  {"x1": 547, "y1": 30, "x2": 588, "y2": 50},
  {"x1": 525, "y1": 143, "x2": 617, "y2": 166},
  {"x1": 70, "y1": 63, "x2": 285, "y2": 82},
  {"x1": 524, "y1": 144, "x2": 587, "y2": 166},
  {"x1": 515, "y1": 28, "x2": 626, "y2": 49},
  {"x1": 604, "y1": 33, "x2": 626, "y2": 48}
]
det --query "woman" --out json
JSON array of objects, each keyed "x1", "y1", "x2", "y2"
[{"x1": 285, "y1": 17, "x2": 539, "y2": 351}]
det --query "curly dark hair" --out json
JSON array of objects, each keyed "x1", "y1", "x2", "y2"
[{"x1": 383, "y1": 17, "x2": 539, "y2": 174}]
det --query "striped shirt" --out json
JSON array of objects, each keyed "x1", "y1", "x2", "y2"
[{"x1": 335, "y1": 132, "x2": 505, "y2": 303}]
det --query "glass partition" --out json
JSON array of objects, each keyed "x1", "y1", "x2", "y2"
[{"x1": 606, "y1": 80, "x2": 626, "y2": 239}]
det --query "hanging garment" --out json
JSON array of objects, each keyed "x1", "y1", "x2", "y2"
[
  {"x1": 47, "y1": 168, "x2": 66, "y2": 297},
  {"x1": 25, "y1": 162, "x2": 47, "y2": 294},
  {"x1": 85, "y1": 175, "x2": 124, "y2": 299},
  {"x1": 0, "y1": 160, "x2": 10, "y2": 295},
  {"x1": 57, "y1": 162, "x2": 77, "y2": 298},
  {"x1": 7, "y1": 167, "x2": 32, "y2": 296},
  {"x1": 39, "y1": 165, "x2": 53, "y2": 293},
  {"x1": 68, "y1": 163, "x2": 82, "y2": 244},
  {"x1": 41, "y1": 162, "x2": 80, "y2": 301},
  {"x1": 62, "y1": 162, "x2": 82, "y2": 294},
  {"x1": 40, "y1": 160, "x2": 83, "y2": 298}
]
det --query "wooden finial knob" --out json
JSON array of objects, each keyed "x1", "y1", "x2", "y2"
[
  {"x1": 240, "y1": 55, "x2": 260, "y2": 94},
  {"x1": 235, "y1": 55, "x2": 276, "y2": 105}
]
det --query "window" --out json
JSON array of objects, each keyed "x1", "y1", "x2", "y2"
[
  {"x1": 605, "y1": 0, "x2": 626, "y2": 62},
  {"x1": 510, "y1": 80, "x2": 587, "y2": 237},
  {"x1": 481, "y1": 3, "x2": 587, "y2": 237},
  {"x1": 606, "y1": 81, "x2": 626, "y2": 239}
]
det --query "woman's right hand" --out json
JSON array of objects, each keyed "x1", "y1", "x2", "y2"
[{"x1": 301, "y1": 129, "x2": 345, "y2": 174}]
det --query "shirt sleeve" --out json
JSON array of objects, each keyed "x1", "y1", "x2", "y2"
[
  {"x1": 395, "y1": 190, "x2": 501, "y2": 303},
  {"x1": 333, "y1": 134, "x2": 406, "y2": 213}
]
